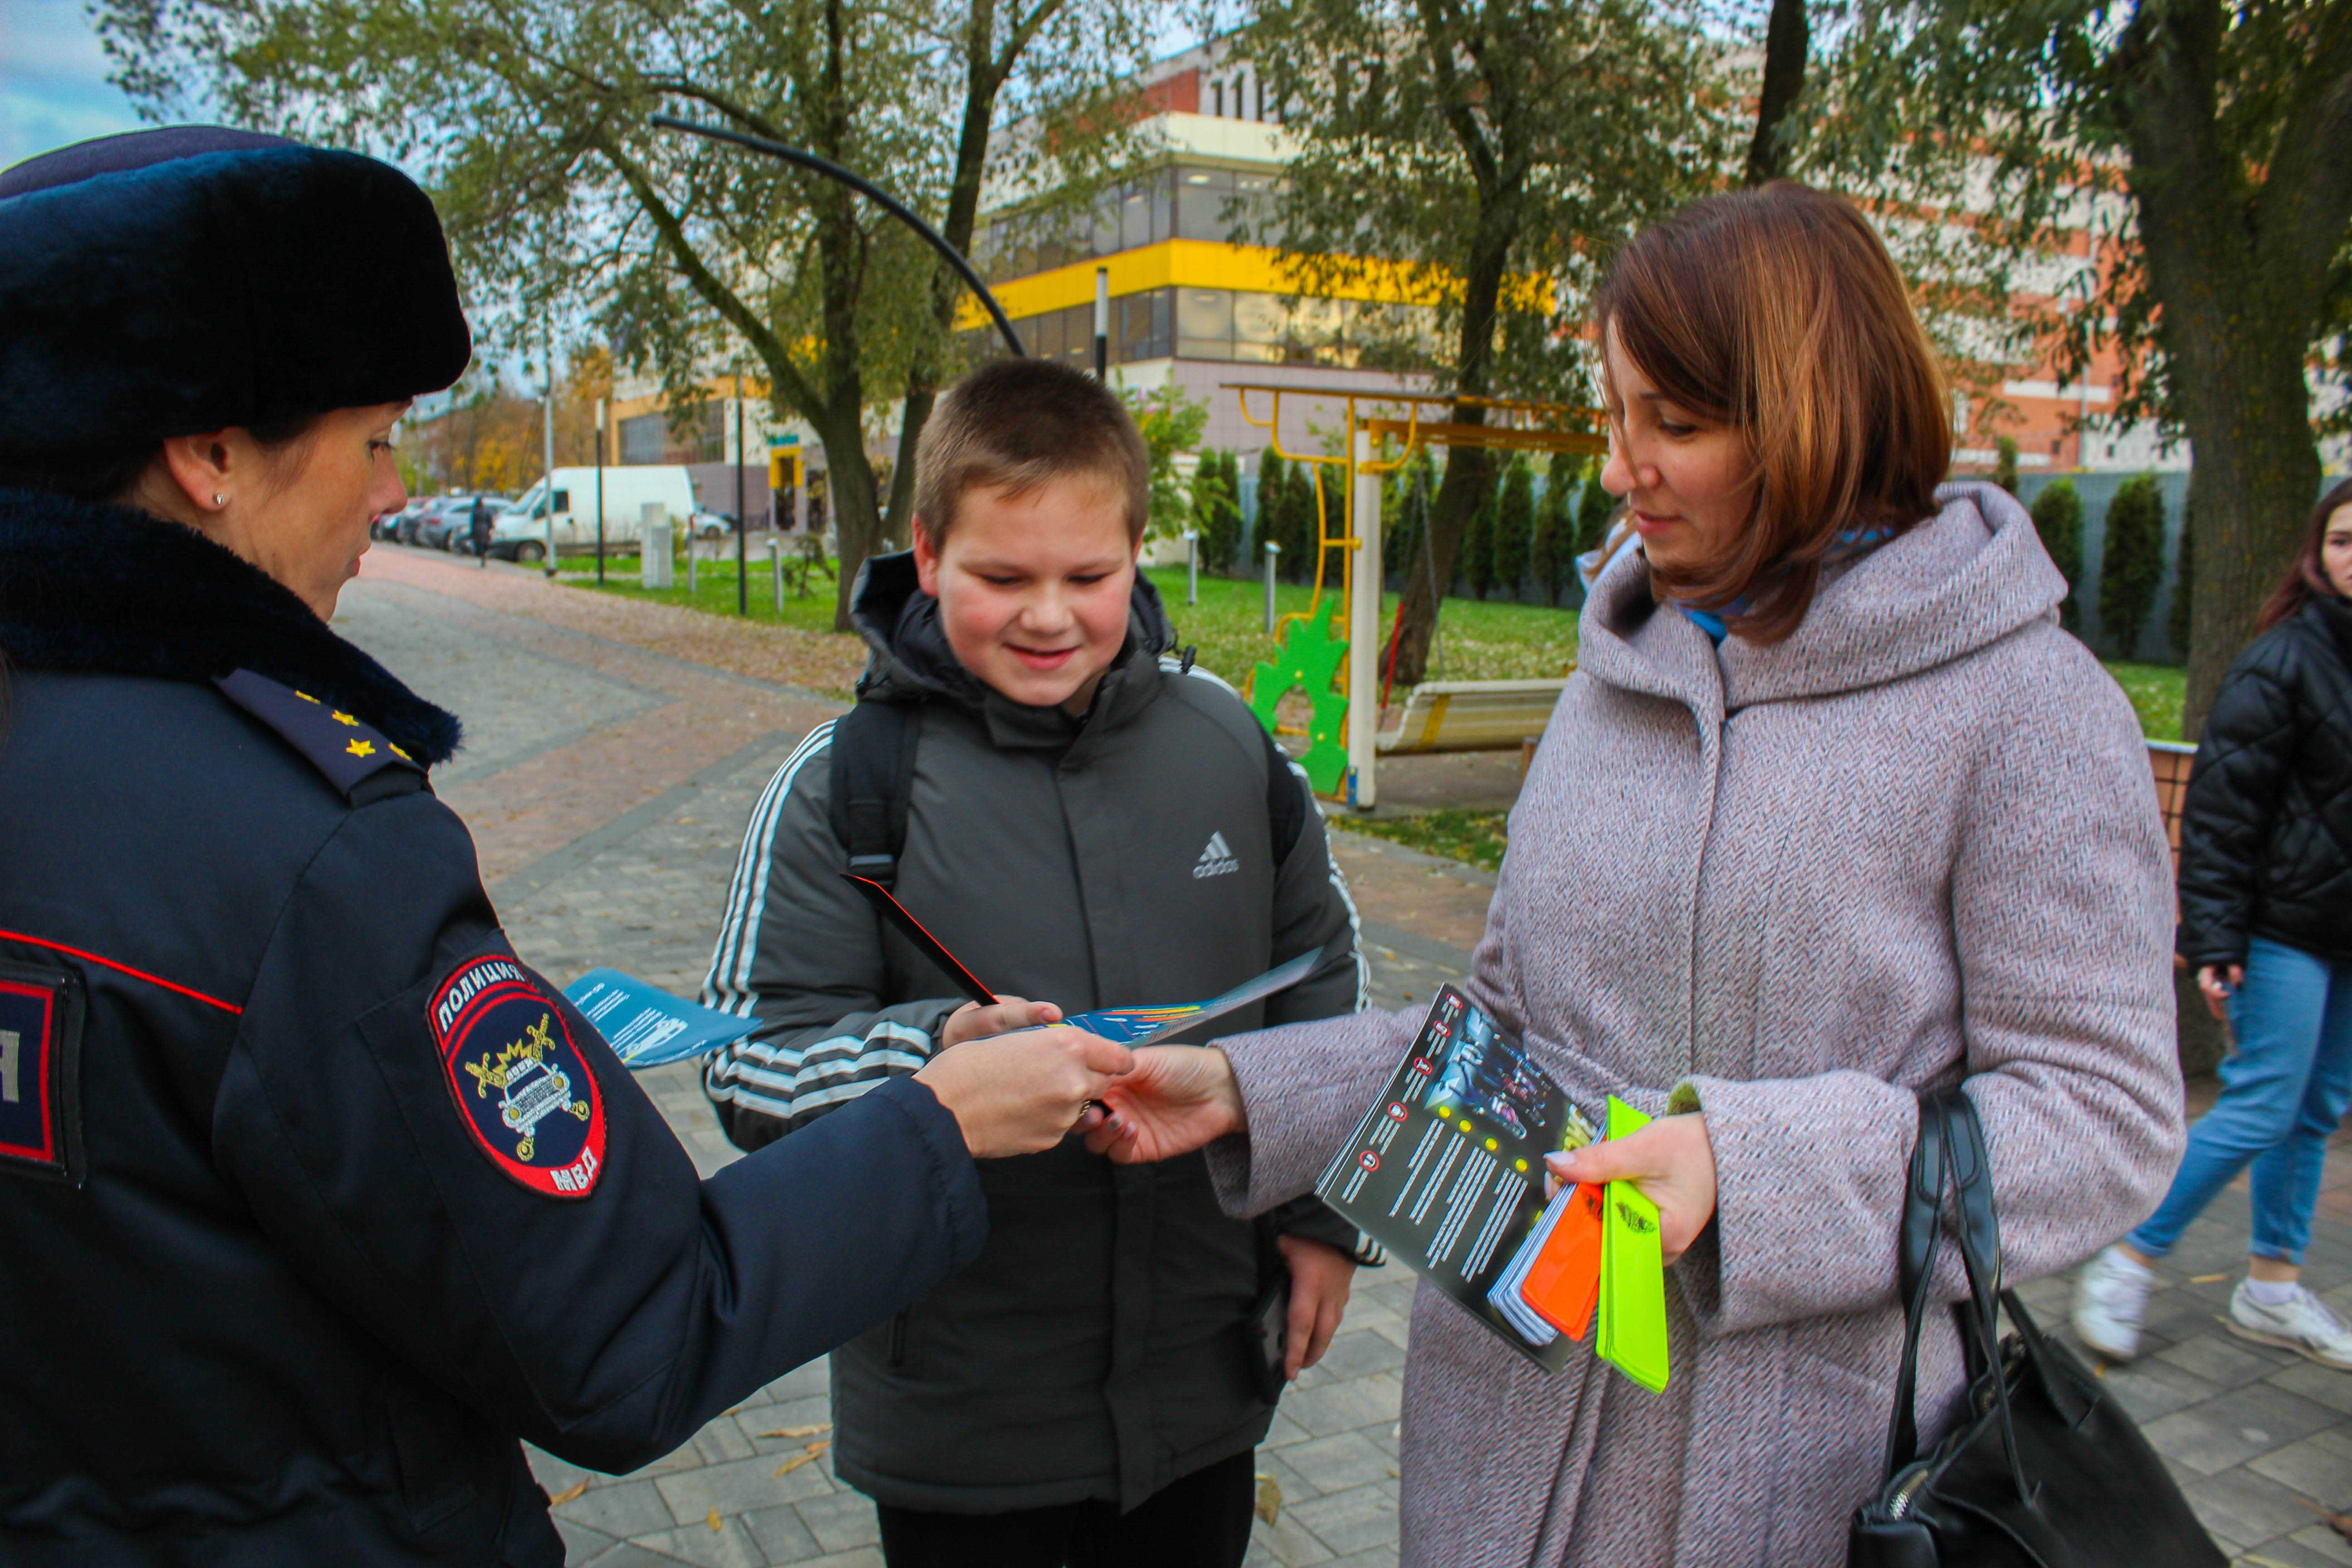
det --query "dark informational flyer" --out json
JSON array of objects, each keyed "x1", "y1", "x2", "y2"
[{"x1": 1315, "y1": 987, "x2": 1592, "y2": 1371}]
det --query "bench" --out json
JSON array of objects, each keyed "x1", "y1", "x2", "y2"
[
  {"x1": 2148, "y1": 739, "x2": 2195, "y2": 872},
  {"x1": 1375, "y1": 678, "x2": 1570, "y2": 755}
]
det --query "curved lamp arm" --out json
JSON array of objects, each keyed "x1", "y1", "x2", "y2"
[{"x1": 649, "y1": 113, "x2": 1026, "y2": 359}]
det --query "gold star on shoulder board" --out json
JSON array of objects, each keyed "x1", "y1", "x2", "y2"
[
  {"x1": 389, "y1": 743, "x2": 413, "y2": 762},
  {"x1": 346, "y1": 739, "x2": 376, "y2": 758},
  {"x1": 295, "y1": 691, "x2": 321, "y2": 704},
  {"x1": 331, "y1": 710, "x2": 359, "y2": 726}
]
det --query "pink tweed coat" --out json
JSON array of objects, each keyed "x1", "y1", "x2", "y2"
[{"x1": 1206, "y1": 482, "x2": 2185, "y2": 1567}]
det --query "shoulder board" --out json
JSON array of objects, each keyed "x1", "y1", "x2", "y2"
[{"x1": 213, "y1": 669, "x2": 426, "y2": 802}]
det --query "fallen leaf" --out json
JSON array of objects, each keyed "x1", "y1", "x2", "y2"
[
  {"x1": 1254, "y1": 1473, "x2": 1282, "y2": 1527},
  {"x1": 2294, "y1": 1497, "x2": 2352, "y2": 1541},
  {"x1": 759, "y1": 1423, "x2": 832, "y2": 1439},
  {"x1": 2189, "y1": 1273, "x2": 2230, "y2": 1284},
  {"x1": 774, "y1": 1441, "x2": 829, "y2": 1478},
  {"x1": 707, "y1": 1509, "x2": 723, "y2": 1532},
  {"x1": 547, "y1": 1480, "x2": 589, "y2": 1505}
]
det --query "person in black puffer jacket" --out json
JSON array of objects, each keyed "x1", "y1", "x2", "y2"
[{"x1": 2075, "y1": 476, "x2": 2352, "y2": 1372}]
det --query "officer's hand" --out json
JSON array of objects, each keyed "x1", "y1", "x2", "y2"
[
  {"x1": 1079, "y1": 1044, "x2": 1247, "y2": 1163},
  {"x1": 916, "y1": 1026, "x2": 1132, "y2": 1158},
  {"x1": 941, "y1": 995, "x2": 1063, "y2": 1049}
]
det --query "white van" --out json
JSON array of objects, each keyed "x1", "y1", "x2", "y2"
[{"x1": 490, "y1": 466, "x2": 697, "y2": 562}]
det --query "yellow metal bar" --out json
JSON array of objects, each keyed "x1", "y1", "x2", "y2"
[{"x1": 1362, "y1": 418, "x2": 1606, "y2": 455}]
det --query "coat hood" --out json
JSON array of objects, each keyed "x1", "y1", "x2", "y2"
[
  {"x1": 0, "y1": 487, "x2": 461, "y2": 764},
  {"x1": 1578, "y1": 480, "x2": 2068, "y2": 715},
  {"x1": 846, "y1": 549, "x2": 1178, "y2": 744}
]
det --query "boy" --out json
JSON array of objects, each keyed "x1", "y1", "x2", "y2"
[{"x1": 701, "y1": 358, "x2": 1368, "y2": 1568}]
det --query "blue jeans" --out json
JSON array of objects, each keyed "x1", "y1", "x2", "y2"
[{"x1": 2131, "y1": 937, "x2": 2352, "y2": 1265}]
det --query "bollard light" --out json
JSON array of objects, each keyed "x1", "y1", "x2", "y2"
[
  {"x1": 1263, "y1": 540, "x2": 1281, "y2": 633},
  {"x1": 1185, "y1": 529, "x2": 1199, "y2": 607}
]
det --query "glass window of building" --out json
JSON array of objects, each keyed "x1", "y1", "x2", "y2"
[
  {"x1": 1232, "y1": 291, "x2": 1286, "y2": 363},
  {"x1": 1176, "y1": 167, "x2": 1235, "y2": 242},
  {"x1": 1177, "y1": 287, "x2": 1234, "y2": 361}
]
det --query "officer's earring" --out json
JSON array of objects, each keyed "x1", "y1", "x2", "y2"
[{"x1": 212, "y1": 494, "x2": 226, "y2": 507}]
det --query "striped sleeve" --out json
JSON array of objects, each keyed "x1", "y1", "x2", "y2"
[{"x1": 696, "y1": 719, "x2": 961, "y2": 1147}]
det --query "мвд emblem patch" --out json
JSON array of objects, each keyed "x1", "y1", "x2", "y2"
[{"x1": 431, "y1": 956, "x2": 605, "y2": 1198}]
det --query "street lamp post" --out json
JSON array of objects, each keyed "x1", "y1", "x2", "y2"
[
  {"x1": 734, "y1": 363, "x2": 748, "y2": 616},
  {"x1": 1094, "y1": 268, "x2": 1109, "y2": 381}
]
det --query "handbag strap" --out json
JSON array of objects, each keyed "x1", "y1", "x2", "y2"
[{"x1": 1882, "y1": 1087, "x2": 2031, "y2": 1503}]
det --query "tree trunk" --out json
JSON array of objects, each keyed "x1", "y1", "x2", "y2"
[
  {"x1": 2118, "y1": 5, "x2": 2336, "y2": 740},
  {"x1": 820, "y1": 398, "x2": 885, "y2": 630},
  {"x1": 813, "y1": 0, "x2": 880, "y2": 632},
  {"x1": 882, "y1": 1, "x2": 1016, "y2": 549},
  {"x1": 2175, "y1": 343, "x2": 2321, "y2": 740},
  {"x1": 1742, "y1": 0, "x2": 1808, "y2": 186},
  {"x1": 1388, "y1": 216, "x2": 1513, "y2": 686}
]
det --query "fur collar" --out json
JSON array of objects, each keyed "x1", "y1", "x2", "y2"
[{"x1": 0, "y1": 487, "x2": 461, "y2": 765}]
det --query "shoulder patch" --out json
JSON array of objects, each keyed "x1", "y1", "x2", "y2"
[
  {"x1": 431, "y1": 956, "x2": 607, "y2": 1198},
  {"x1": 214, "y1": 669, "x2": 426, "y2": 799},
  {"x1": 0, "y1": 962, "x2": 86, "y2": 1186}
]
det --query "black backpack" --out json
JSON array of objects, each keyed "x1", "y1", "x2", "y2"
[{"x1": 825, "y1": 694, "x2": 1308, "y2": 890}]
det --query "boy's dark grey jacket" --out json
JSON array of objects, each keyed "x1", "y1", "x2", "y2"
[{"x1": 701, "y1": 552, "x2": 1366, "y2": 1514}]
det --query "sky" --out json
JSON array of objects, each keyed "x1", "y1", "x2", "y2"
[{"x1": 0, "y1": 0, "x2": 149, "y2": 171}]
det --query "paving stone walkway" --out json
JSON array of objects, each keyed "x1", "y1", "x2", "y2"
[{"x1": 340, "y1": 546, "x2": 2352, "y2": 1568}]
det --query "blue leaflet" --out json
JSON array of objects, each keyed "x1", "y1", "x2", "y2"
[
  {"x1": 564, "y1": 969, "x2": 760, "y2": 1070},
  {"x1": 1051, "y1": 951, "x2": 1322, "y2": 1048}
]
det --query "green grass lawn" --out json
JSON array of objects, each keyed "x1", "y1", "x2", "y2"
[
  {"x1": 2105, "y1": 661, "x2": 2187, "y2": 743},
  {"x1": 1148, "y1": 567, "x2": 1578, "y2": 693},
  {"x1": 554, "y1": 551, "x2": 850, "y2": 633},
  {"x1": 550, "y1": 553, "x2": 2187, "y2": 744},
  {"x1": 1331, "y1": 808, "x2": 1513, "y2": 872}
]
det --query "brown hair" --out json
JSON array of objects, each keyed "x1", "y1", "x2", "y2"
[
  {"x1": 1593, "y1": 181, "x2": 1952, "y2": 642},
  {"x1": 913, "y1": 358, "x2": 1150, "y2": 546},
  {"x1": 2255, "y1": 476, "x2": 2352, "y2": 633}
]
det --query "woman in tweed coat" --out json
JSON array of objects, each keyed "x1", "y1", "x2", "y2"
[{"x1": 1080, "y1": 184, "x2": 2185, "y2": 1565}]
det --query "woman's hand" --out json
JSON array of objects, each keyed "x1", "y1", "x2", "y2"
[
  {"x1": 1277, "y1": 1235, "x2": 1356, "y2": 1380},
  {"x1": 2196, "y1": 964, "x2": 2244, "y2": 1024},
  {"x1": 1545, "y1": 1113, "x2": 1718, "y2": 1265},
  {"x1": 941, "y1": 994, "x2": 1062, "y2": 1049},
  {"x1": 1078, "y1": 1044, "x2": 1246, "y2": 1162},
  {"x1": 915, "y1": 1027, "x2": 1132, "y2": 1158}
]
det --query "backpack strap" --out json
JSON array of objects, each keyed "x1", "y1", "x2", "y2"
[
  {"x1": 827, "y1": 699, "x2": 922, "y2": 890},
  {"x1": 1259, "y1": 724, "x2": 1306, "y2": 863}
]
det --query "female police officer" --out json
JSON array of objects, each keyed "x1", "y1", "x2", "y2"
[{"x1": 0, "y1": 127, "x2": 1130, "y2": 1564}]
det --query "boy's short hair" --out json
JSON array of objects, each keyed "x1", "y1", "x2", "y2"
[{"x1": 913, "y1": 358, "x2": 1151, "y2": 546}]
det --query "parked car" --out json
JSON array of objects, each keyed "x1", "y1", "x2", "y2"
[
  {"x1": 372, "y1": 497, "x2": 429, "y2": 541},
  {"x1": 415, "y1": 495, "x2": 505, "y2": 551},
  {"x1": 688, "y1": 510, "x2": 736, "y2": 541},
  {"x1": 489, "y1": 467, "x2": 697, "y2": 563}
]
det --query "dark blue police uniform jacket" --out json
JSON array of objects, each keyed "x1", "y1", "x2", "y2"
[{"x1": 0, "y1": 491, "x2": 987, "y2": 1566}]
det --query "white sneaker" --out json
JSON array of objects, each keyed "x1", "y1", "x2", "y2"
[
  {"x1": 2071, "y1": 1245, "x2": 2153, "y2": 1361},
  {"x1": 2227, "y1": 1282, "x2": 2352, "y2": 1370}
]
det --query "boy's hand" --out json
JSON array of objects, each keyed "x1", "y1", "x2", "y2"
[
  {"x1": 1079, "y1": 1045, "x2": 1246, "y2": 1162},
  {"x1": 942, "y1": 995, "x2": 1063, "y2": 1049},
  {"x1": 1277, "y1": 1235, "x2": 1356, "y2": 1380},
  {"x1": 916, "y1": 1027, "x2": 1132, "y2": 1158}
]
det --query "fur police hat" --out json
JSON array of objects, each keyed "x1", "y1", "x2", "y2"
[{"x1": 0, "y1": 127, "x2": 472, "y2": 461}]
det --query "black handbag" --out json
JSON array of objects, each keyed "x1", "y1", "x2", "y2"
[{"x1": 1848, "y1": 1087, "x2": 2225, "y2": 1568}]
